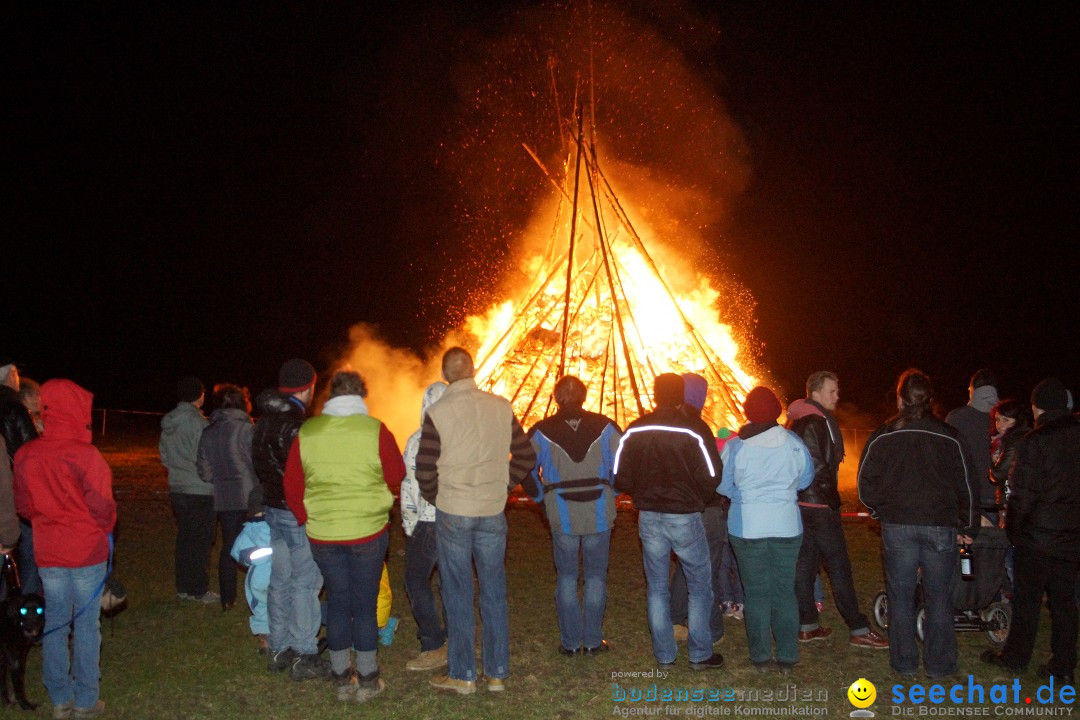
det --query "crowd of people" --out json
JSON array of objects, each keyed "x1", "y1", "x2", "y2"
[{"x1": 1, "y1": 352, "x2": 1077, "y2": 716}]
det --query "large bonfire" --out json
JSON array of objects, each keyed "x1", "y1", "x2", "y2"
[{"x1": 458, "y1": 101, "x2": 758, "y2": 432}]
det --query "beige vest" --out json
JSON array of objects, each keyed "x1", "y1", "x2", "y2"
[{"x1": 426, "y1": 378, "x2": 513, "y2": 517}]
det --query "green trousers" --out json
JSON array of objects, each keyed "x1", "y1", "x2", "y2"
[{"x1": 729, "y1": 534, "x2": 803, "y2": 664}]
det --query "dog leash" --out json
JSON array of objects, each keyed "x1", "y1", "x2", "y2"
[{"x1": 41, "y1": 534, "x2": 114, "y2": 639}]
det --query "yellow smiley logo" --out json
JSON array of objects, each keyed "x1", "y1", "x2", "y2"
[{"x1": 848, "y1": 678, "x2": 876, "y2": 708}]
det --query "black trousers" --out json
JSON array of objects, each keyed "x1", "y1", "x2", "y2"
[
  {"x1": 170, "y1": 493, "x2": 216, "y2": 597},
  {"x1": 218, "y1": 509, "x2": 247, "y2": 606},
  {"x1": 795, "y1": 506, "x2": 870, "y2": 632},
  {"x1": 1002, "y1": 544, "x2": 1079, "y2": 675}
]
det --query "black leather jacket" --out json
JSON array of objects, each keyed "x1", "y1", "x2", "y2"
[
  {"x1": 789, "y1": 414, "x2": 842, "y2": 510},
  {"x1": 1006, "y1": 411, "x2": 1080, "y2": 558},
  {"x1": 251, "y1": 389, "x2": 307, "y2": 511}
]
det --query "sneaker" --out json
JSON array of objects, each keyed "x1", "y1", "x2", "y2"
[
  {"x1": 582, "y1": 640, "x2": 610, "y2": 656},
  {"x1": 797, "y1": 626, "x2": 832, "y2": 642},
  {"x1": 672, "y1": 624, "x2": 689, "y2": 643},
  {"x1": 558, "y1": 645, "x2": 581, "y2": 656},
  {"x1": 267, "y1": 648, "x2": 296, "y2": 673},
  {"x1": 689, "y1": 652, "x2": 724, "y2": 671},
  {"x1": 73, "y1": 700, "x2": 105, "y2": 719},
  {"x1": 290, "y1": 653, "x2": 330, "y2": 681},
  {"x1": 429, "y1": 674, "x2": 477, "y2": 695},
  {"x1": 849, "y1": 630, "x2": 889, "y2": 649},
  {"x1": 729, "y1": 603, "x2": 744, "y2": 621},
  {"x1": 378, "y1": 616, "x2": 400, "y2": 647},
  {"x1": 486, "y1": 677, "x2": 506, "y2": 692},
  {"x1": 175, "y1": 592, "x2": 191, "y2": 601},
  {"x1": 52, "y1": 701, "x2": 74, "y2": 720},
  {"x1": 777, "y1": 662, "x2": 796, "y2": 675},
  {"x1": 193, "y1": 591, "x2": 220, "y2": 604},
  {"x1": 752, "y1": 660, "x2": 772, "y2": 674},
  {"x1": 407, "y1": 645, "x2": 449, "y2": 671},
  {"x1": 332, "y1": 669, "x2": 357, "y2": 702},
  {"x1": 355, "y1": 671, "x2": 386, "y2": 703}
]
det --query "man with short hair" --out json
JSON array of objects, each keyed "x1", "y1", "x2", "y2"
[
  {"x1": 251, "y1": 358, "x2": 326, "y2": 680},
  {"x1": 417, "y1": 347, "x2": 536, "y2": 694},
  {"x1": 159, "y1": 376, "x2": 217, "y2": 603},
  {"x1": 614, "y1": 373, "x2": 724, "y2": 671},
  {"x1": 788, "y1": 371, "x2": 888, "y2": 649},
  {"x1": 946, "y1": 368, "x2": 1000, "y2": 524},
  {"x1": 524, "y1": 375, "x2": 622, "y2": 656},
  {"x1": 982, "y1": 378, "x2": 1080, "y2": 684}
]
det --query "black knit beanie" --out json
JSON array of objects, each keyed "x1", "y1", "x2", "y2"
[
  {"x1": 1031, "y1": 378, "x2": 1068, "y2": 412},
  {"x1": 278, "y1": 359, "x2": 317, "y2": 393}
]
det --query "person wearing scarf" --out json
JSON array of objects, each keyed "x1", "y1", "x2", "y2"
[{"x1": 718, "y1": 386, "x2": 813, "y2": 673}]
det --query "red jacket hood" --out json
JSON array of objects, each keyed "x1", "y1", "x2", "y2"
[{"x1": 41, "y1": 379, "x2": 93, "y2": 443}]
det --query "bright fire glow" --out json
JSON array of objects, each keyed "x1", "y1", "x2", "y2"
[{"x1": 461, "y1": 147, "x2": 758, "y2": 432}]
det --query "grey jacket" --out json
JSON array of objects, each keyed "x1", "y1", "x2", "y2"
[
  {"x1": 197, "y1": 408, "x2": 257, "y2": 512},
  {"x1": 159, "y1": 402, "x2": 211, "y2": 496}
]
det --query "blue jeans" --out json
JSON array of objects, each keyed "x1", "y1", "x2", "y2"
[
  {"x1": 265, "y1": 507, "x2": 324, "y2": 655},
  {"x1": 436, "y1": 510, "x2": 509, "y2": 681},
  {"x1": 638, "y1": 511, "x2": 713, "y2": 664},
  {"x1": 404, "y1": 521, "x2": 446, "y2": 651},
  {"x1": 40, "y1": 562, "x2": 107, "y2": 710},
  {"x1": 669, "y1": 506, "x2": 727, "y2": 643},
  {"x1": 717, "y1": 535, "x2": 743, "y2": 605},
  {"x1": 310, "y1": 533, "x2": 388, "y2": 654},
  {"x1": 552, "y1": 528, "x2": 611, "y2": 650},
  {"x1": 882, "y1": 524, "x2": 958, "y2": 677}
]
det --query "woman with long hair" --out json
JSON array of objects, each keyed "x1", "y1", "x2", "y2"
[{"x1": 857, "y1": 369, "x2": 980, "y2": 679}]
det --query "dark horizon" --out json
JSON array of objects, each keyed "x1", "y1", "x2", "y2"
[{"x1": 9, "y1": 2, "x2": 1079, "y2": 423}]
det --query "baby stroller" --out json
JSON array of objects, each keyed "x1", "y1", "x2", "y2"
[{"x1": 871, "y1": 525, "x2": 1011, "y2": 647}]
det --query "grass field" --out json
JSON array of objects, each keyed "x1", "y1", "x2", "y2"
[{"x1": 10, "y1": 432, "x2": 1073, "y2": 719}]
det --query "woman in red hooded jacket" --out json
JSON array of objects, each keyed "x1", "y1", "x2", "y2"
[{"x1": 14, "y1": 379, "x2": 115, "y2": 720}]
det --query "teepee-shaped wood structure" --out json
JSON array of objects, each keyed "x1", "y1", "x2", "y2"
[{"x1": 470, "y1": 83, "x2": 755, "y2": 432}]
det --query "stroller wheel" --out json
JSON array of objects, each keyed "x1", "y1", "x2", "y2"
[
  {"x1": 916, "y1": 608, "x2": 926, "y2": 643},
  {"x1": 872, "y1": 591, "x2": 889, "y2": 630},
  {"x1": 982, "y1": 602, "x2": 1011, "y2": 647}
]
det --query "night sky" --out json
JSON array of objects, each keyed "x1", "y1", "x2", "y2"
[{"x1": 9, "y1": 2, "x2": 1079, "y2": 422}]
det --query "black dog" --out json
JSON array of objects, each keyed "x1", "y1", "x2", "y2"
[{"x1": 0, "y1": 591, "x2": 44, "y2": 710}]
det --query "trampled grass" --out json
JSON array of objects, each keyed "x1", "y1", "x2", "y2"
[{"x1": 12, "y1": 435, "x2": 1071, "y2": 719}]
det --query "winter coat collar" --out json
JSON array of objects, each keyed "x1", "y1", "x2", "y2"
[{"x1": 322, "y1": 395, "x2": 369, "y2": 417}]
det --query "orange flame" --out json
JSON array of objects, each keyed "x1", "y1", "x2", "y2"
[{"x1": 460, "y1": 153, "x2": 759, "y2": 432}]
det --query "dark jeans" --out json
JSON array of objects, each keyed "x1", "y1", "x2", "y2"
[
  {"x1": 795, "y1": 507, "x2": 870, "y2": 633},
  {"x1": 729, "y1": 534, "x2": 802, "y2": 665},
  {"x1": 405, "y1": 521, "x2": 446, "y2": 651},
  {"x1": 670, "y1": 506, "x2": 727, "y2": 643},
  {"x1": 311, "y1": 533, "x2": 388, "y2": 654},
  {"x1": 1002, "y1": 545, "x2": 1079, "y2": 675},
  {"x1": 882, "y1": 523, "x2": 957, "y2": 677},
  {"x1": 14, "y1": 518, "x2": 41, "y2": 595},
  {"x1": 218, "y1": 509, "x2": 246, "y2": 606},
  {"x1": 170, "y1": 493, "x2": 215, "y2": 597}
]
